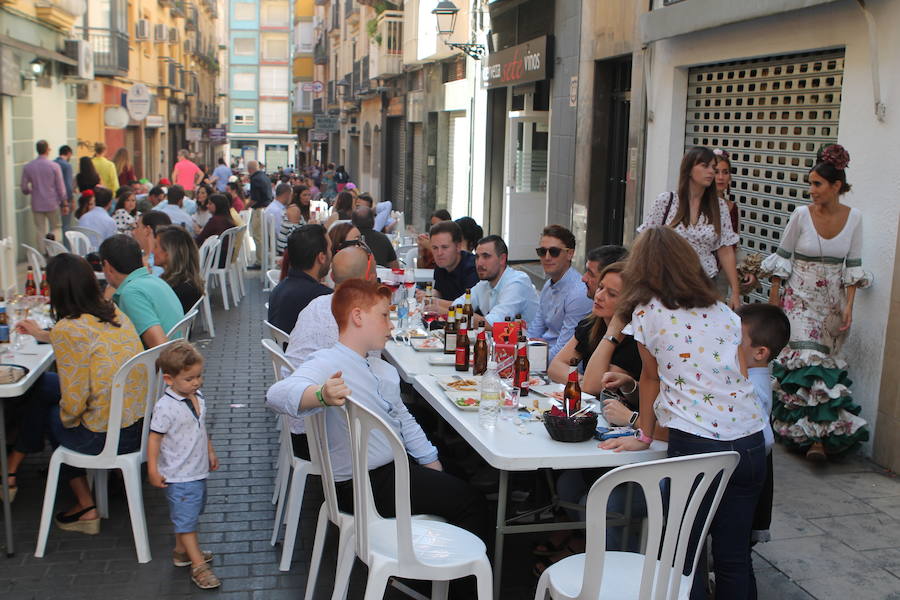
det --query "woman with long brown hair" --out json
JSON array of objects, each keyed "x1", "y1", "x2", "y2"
[
  {"x1": 156, "y1": 226, "x2": 205, "y2": 312},
  {"x1": 640, "y1": 146, "x2": 742, "y2": 308},
  {"x1": 112, "y1": 147, "x2": 136, "y2": 187},
  {"x1": 601, "y1": 226, "x2": 766, "y2": 600}
]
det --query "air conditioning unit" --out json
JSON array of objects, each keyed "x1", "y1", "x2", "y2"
[
  {"x1": 135, "y1": 19, "x2": 150, "y2": 40},
  {"x1": 76, "y1": 81, "x2": 103, "y2": 104},
  {"x1": 184, "y1": 39, "x2": 193, "y2": 54},
  {"x1": 64, "y1": 39, "x2": 94, "y2": 80},
  {"x1": 169, "y1": 27, "x2": 179, "y2": 43},
  {"x1": 154, "y1": 24, "x2": 167, "y2": 43}
]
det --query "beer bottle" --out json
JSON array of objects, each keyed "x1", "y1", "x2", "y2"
[
  {"x1": 443, "y1": 307, "x2": 457, "y2": 354},
  {"x1": 513, "y1": 339, "x2": 531, "y2": 396},
  {"x1": 472, "y1": 329, "x2": 488, "y2": 376},
  {"x1": 24, "y1": 267, "x2": 37, "y2": 296},
  {"x1": 563, "y1": 367, "x2": 582, "y2": 415},
  {"x1": 462, "y1": 288, "x2": 473, "y2": 329},
  {"x1": 40, "y1": 272, "x2": 50, "y2": 297},
  {"x1": 455, "y1": 325, "x2": 470, "y2": 372}
]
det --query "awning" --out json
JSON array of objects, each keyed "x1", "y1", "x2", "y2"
[{"x1": 0, "y1": 34, "x2": 77, "y2": 66}]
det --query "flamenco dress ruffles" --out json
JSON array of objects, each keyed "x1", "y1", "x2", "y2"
[{"x1": 761, "y1": 205, "x2": 870, "y2": 455}]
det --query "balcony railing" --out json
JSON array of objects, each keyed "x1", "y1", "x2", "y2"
[
  {"x1": 313, "y1": 36, "x2": 328, "y2": 64},
  {"x1": 327, "y1": 80, "x2": 336, "y2": 105},
  {"x1": 186, "y1": 5, "x2": 198, "y2": 30},
  {"x1": 313, "y1": 97, "x2": 323, "y2": 114},
  {"x1": 353, "y1": 56, "x2": 370, "y2": 94},
  {"x1": 78, "y1": 28, "x2": 128, "y2": 76},
  {"x1": 369, "y1": 9, "x2": 402, "y2": 79},
  {"x1": 330, "y1": 2, "x2": 339, "y2": 31},
  {"x1": 172, "y1": 0, "x2": 185, "y2": 17},
  {"x1": 169, "y1": 60, "x2": 179, "y2": 89}
]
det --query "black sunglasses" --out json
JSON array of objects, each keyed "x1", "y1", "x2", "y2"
[
  {"x1": 337, "y1": 239, "x2": 372, "y2": 254},
  {"x1": 535, "y1": 247, "x2": 564, "y2": 258}
]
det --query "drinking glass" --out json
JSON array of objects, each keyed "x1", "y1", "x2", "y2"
[
  {"x1": 501, "y1": 387, "x2": 520, "y2": 420},
  {"x1": 8, "y1": 296, "x2": 28, "y2": 352}
]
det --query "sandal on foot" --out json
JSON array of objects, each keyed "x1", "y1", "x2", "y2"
[
  {"x1": 174, "y1": 549, "x2": 213, "y2": 567},
  {"x1": 532, "y1": 534, "x2": 573, "y2": 557},
  {"x1": 806, "y1": 442, "x2": 827, "y2": 462},
  {"x1": 54, "y1": 505, "x2": 100, "y2": 535},
  {"x1": 191, "y1": 563, "x2": 221, "y2": 589},
  {"x1": 1, "y1": 473, "x2": 16, "y2": 503}
]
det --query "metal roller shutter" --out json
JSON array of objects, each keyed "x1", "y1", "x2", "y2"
[
  {"x1": 685, "y1": 50, "x2": 844, "y2": 301},
  {"x1": 411, "y1": 123, "x2": 425, "y2": 228}
]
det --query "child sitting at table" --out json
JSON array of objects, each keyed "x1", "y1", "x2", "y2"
[
  {"x1": 735, "y1": 303, "x2": 791, "y2": 545},
  {"x1": 148, "y1": 340, "x2": 221, "y2": 589}
]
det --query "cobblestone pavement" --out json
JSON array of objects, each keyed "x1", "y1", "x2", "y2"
[{"x1": 1, "y1": 277, "x2": 899, "y2": 599}]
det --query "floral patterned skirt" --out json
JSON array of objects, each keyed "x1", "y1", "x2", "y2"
[{"x1": 772, "y1": 259, "x2": 868, "y2": 454}]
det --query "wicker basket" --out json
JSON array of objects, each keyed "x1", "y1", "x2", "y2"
[{"x1": 542, "y1": 411, "x2": 598, "y2": 443}]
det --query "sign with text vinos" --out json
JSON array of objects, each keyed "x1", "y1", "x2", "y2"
[{"x1": 481, "y1": 36, "x2": 550, "y2": 89}]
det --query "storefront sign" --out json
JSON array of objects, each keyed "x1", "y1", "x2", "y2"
[
  {"x1": 481, "y1": 35, "x2": 550, "y2": 89},
  {"x1": 309, "y1": 129, "x2": 329, "y2": 142},
  {"x1": 104, "y1": 106, "x2": 129, "y2": 129},
  {"x1": 314, "y1": 116, "x2": 339, "y2": 132},
  {"x1": 145, "y1": 114, "x2": 164, "y2": 128},
  {"x1": 302, "y1": 81, "x2": 324, "y2": 93},
  {"x1": 125, "y1": 83, "x2": 151, "y2": 121},
  {"x1": 209, "y1": 127, "x2": 227, "y2": 142},
  {"x1": 186, "y1": 127, "x2": 202, "y2": 142}
]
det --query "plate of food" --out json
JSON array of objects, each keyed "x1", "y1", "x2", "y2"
[
  {"x1": 410, "y1": 337, "x2": 444, "y2": 351},
  {"x1": 436, "y1": 375, "x2": 482, "y2": 392},
  {"x1": 444, "y1": 391, "x2": 481, "y2": 411},
  {"x1": 427, "y1": 354, "x2": 456, "y2": 366},
  {"x1": 407, "y1": 328, "x2": 430, "y2": 339}
]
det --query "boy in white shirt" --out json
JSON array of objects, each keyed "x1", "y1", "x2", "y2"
[
  {"x1": 737, "y1": 303, "x2": 791, "y2": 545},
  {"x1": 148, "y1": 341, "x2": 221, "y2": 589}
]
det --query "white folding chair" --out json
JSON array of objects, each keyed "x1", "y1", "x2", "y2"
[
  {"x1": 534, "y1": 451, "x2": 740, "y2": 600},
  {"x1": 261, "y1": 212, "x2": 279, "y2": 288},
  {"x1": 64, "y1": 231, "x2": 91, "y2": 257},
  {"x1": 345, "y1": 398, "x2": 493, "y2": 600},
  {"x1": 263, "y1": 320, "x2": 290, "y2": 348},
  {"x1": 266, "y1": 269, "x2": 281, "y2": 289},
  {"x1": 207, "y1": 228, "x2": 240, "y2": 309},
  {"x1": 230, "y1": 224, "x2": 248, "y2": 302},
  {"x1": 69, "y1": 226, "x2": 103, "y2": 251},
  {"x1": 44, "y1": 239, "x2": 68, "y2": 257},
  {"x1": 21, "y1": 244, "x2": 45, "y2": 283},
  {"x1": 187, "y1": 295, "x2": 214, "y2": 339},
  {"x1": 198, "y1": 236, "x2": 219, "y2": 333},
  {"x1": 165, "y1": 309, "x2": 198, "y2": 340},
  {"x1": 35, "y1": 342, "x2": 175, "y2": 563}
]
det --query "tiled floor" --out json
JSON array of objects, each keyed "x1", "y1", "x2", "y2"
[{"x1": 1, "y1": 277, "x2": 899, "y2": 599}]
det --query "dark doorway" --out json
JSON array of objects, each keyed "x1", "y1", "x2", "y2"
[{"x1": 587, "y1": 57, "x2": 631, "y2": 248}]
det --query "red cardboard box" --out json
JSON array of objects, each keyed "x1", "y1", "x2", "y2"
[{"x1": 492, "y1": 321, "x2": 520, "y2": 378}]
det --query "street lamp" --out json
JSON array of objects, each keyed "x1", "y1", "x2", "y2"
[{"x1": 431, "y1": 0, "x2": 485, "y2": 60}]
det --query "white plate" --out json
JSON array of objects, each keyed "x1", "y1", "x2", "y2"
[
  {"x1": 427, "y1": 354, "x2": 456, "y2": 366},
  {"x1": 436, "y1": 375, "x2": 482, "y2": 392},
  {"x1": 530, "y1": 383, "x2": 596, "y2": 402},
  {"x1": 410, "y1": 337, "x2": 444, "y2": 352},
  {"x1": 444, "y1": 390, "x2": 481, "y2": 411}
]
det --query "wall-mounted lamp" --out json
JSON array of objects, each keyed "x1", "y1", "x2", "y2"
[
  {"x1": 30, "y1": 58, "x2": 47, "y2": 76},
  {"x1": 432, "y1": 0, "x2": 485, "y2": 60}
]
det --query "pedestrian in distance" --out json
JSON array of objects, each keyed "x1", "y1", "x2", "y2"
[
  {"x1": 91, "y1": 142, "x2": 119, "y2": 194},
  {"x1": 54, "y1": 145, "x2": 75, "y2": 232},
  {"x1": 112, "y1": 147, "x2": 136, "y2": 188},
  {"x1": 20, "y1": 139, "x2": 66, "y2": 252},
  {"x1": 76, "y1": 155, "x2": 100, "y2": 195}
]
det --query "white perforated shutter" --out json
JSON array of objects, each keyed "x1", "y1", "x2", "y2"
[
  {"x1": 411, "y1": 123, "x2": 425, "y2": 227},
  {"x1": 685, "y1": 50, "x2": 844, "y2": 301}
]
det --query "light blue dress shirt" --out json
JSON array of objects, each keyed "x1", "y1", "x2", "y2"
[
  {"x1": 529, "y1": 267, "x2": 594, "y2": 362},
  {"x1": 453, "y1": 266, "x2": 539, "y2": 327},
  {"x1": 77, "y1": 206, "x2": 117, "y2": 245},
  {"x1": 213, "y1": 164, "x2": 232, "y2": 192},
  {"x1": 154, "y1": 202, "x2": 193, "y2": 229},
  {"x1": 266, "y1": 342, "x2": 439, "y2": 481},
  {"x1": 748, "y1": 367, "x2": 774, "y2": 451}
]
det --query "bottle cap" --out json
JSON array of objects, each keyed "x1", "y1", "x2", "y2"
[{"x1": 567, "y1": 368, "x2": 579, "y2": 382}]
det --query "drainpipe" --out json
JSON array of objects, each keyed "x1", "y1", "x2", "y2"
[{"x1": 856, "y1": 0, "x2": 887, "y2": 122}]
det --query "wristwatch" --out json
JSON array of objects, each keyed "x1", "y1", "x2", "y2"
[
  {"x1": 629, "y1": 411, "x2": 639, "y2": 427},
  {"x1": 603, "y1": 335, "x2": 620, "y2": 346}
]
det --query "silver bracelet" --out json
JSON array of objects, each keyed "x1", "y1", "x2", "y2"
[{"x1": 624, "y1": 378, "x2": 638, "y2": 395}]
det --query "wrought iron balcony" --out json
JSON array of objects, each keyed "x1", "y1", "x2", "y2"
[
  {"x1": 186, "y1": 5, "x2": 198, "y2": 30},
  {"x1": 172, "y1": 0, "x2": 185, "y2": 18},
  {"x1": 353, "y1": 56, "x2": 370, "y2": 95},
  {"x1": 77, "y1": 27, "x2": 128, "y2": 76},
  {"x1": 313, "y1": 97, "x2": 323, "y2": 114},
  {"x1": 313, "y1": 36, "x2": 328, "y2": 64}
]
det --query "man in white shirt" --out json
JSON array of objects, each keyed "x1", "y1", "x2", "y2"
[
  {"x1": 154, "y1": 184, "x2": 193, "y2": 229},
  {"x1": 265, "y1": 182, "x2": 291, "y2": 224}
]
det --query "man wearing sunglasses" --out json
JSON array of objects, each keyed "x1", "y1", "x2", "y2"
[
  {"x1": 453, "y1": 234, "x2": 539, "y2": 328},
  {"x1": 529, "y1": 225, "x2": 594, "y2": 362}
]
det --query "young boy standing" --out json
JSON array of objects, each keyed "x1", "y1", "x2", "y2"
[
  {"x1": 736, "y1": 303, "x2": 791, "y2": 544},
  {"x1": 148, "y1": 340, "x2": 221, "y2": 589}
]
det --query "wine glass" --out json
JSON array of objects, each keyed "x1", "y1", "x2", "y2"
[{"x1": 8, "y1": 295, "x2": 28, "y2": 352}]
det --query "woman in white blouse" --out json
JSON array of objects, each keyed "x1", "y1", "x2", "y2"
[
  {"x1": 640, "y1": 146, "x2": 742, "y2": 308},
  {"x1": 602, "y1": 227, "x2": 767, "y2": 600}
]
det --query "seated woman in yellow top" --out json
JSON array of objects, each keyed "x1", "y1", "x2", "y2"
[{"x1": 10, "y1": 253, "x2": 145, "y2": 534}]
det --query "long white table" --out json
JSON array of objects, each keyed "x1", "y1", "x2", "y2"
[
  {"x1": 0, "y1": 339, "x2": 56, "y2": 556},
  {"x1": 382, "y1": 340, "x2": 667, "y2": 597}
]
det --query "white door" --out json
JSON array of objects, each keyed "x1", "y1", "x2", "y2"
[{"x1": 503, "y1": 115, "x2": 549, "y2": 261}]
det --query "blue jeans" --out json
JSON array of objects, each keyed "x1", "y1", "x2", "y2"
[
  {"x1": 667, "y1": 429, "x2": 767, "y2": 600},
  {"x1": 11, "y1": 373, "x2": 61, "y2": 454},
  {"x1": 48, "y1": 407, "x2": 143, "y2": 482}
]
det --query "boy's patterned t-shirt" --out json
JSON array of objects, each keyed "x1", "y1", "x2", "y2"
[{"x1": 627, "y1": 300, "x2": 766, "y2": 441}]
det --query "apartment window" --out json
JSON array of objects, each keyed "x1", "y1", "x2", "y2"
[
  {"x1": 233, "y1": 2, "x2": 255, "y2": 21},
  {"x1": 295, "y1": 21, "x2": 314, "y2": 54},
  {"x1": 260, "y1": 66, "x2": 289, "y2": 95},
  {"x1": 294, "y1": 83, "x2": 313, "y2": 112},
  {"x1": 234, "y1": 37, "x2": 256, "y2": 56},
  {"x1": 232, "y1": 72, "x2": 256, "y2": 91},
  {"x1": 259, "y1": 101, "x2": 288, "y2": 130},
  {"x1": 261, "y1": 33, "x2": 289, "y2": 60},
  {"x1": 261, "y1": 1, "x2": 289, "y2": 26},
  {"x1": 232, "y1": 107, "x2": 256, "y2": 126}
]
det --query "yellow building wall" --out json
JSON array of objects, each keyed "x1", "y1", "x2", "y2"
[{"x1": 294, "y1": 0, "x2": 314, "y2": 18}]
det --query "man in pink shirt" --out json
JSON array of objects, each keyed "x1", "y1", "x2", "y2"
[
  {"x1": 170, "y1": 149, "x2": 203, "y2": 195},
  {"x1": 21, "y1": 139, "x2": 66, "y2": 252}
]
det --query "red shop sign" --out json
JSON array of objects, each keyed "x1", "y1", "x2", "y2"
[{"x1": 481, "y1": 35, "x2": 550, "y2": 89}]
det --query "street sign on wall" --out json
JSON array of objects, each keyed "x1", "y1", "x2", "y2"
[
  {"x1": 126, "y1": 83, "x2": 151, "y2": 121},
  {"x1": 309, "y1": 129, "x2": 329, "y2": 142},
  {"x1": 481, "y1": 35, "x2": 550, "y2": 89},
  {"x1": 314, "y1": 116, "x2": 339, "y2": 132}
]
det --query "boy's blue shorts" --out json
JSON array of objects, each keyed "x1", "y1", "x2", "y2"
[{"x1": 164, "y1": 479, "x2": 207, "y2": 533}]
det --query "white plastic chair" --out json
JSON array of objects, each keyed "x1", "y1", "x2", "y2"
[
  {"x1": 263, "y1": 320, "x2": 290, "y2": 348},
  {"x1": 64, "y1": 231, "x2": 91, "y2": 257},
  {"x1": 188, "y1": 295, "x2": 214, "y2": 338},
  {"x1": 344, "y1": 397, "x2": 493, "y2": 600},
  {"x1": 35, "y1": 341, "x2": 175, "y2": 563},
  {"x1": 197, "y1": 236, "x2": 219, "y2": 335},
  {"x1": 261, "y1": 212, "x2": 279, "y2": 288},
  {"x1": 266, "y1": 269, "x2": 281, "y2": 289},
  {"x1": 231, "y1": 224, "x2": 248, "y2": 302},
  {"x1": 261, "y1": 339, "x2": 320, "y2": 572},
  {"x1": 21, "y1": 244, "x2": 45, "y2": 283},
  {"x1": 44, "y1": 239, "x2": 68, "y2": 257},
  {"x1": 534, "y1": 451, "x2": 741, "y2": 600},
  {"x1": 69, "y1": 226, "x2": 102, "y2": 251},
  {"x1": 207, "y1": 227, "x2": 241, "y2": 309},
  {"x1": 165, "y1": 309, "x2": 198, "y2": 340}
]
